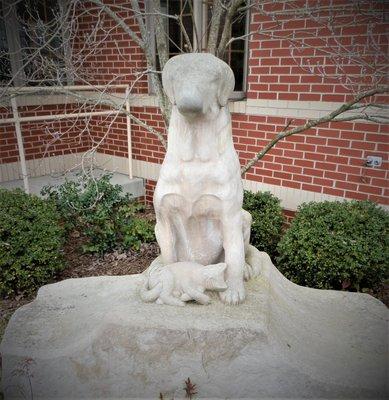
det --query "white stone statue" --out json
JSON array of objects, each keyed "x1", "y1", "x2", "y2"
[
  {"x1": 148, "y1": 53, "x2": 260, "y2": 305},
  {"x1": 140, "y1": 261, "x2": 227, "y2": 306}
]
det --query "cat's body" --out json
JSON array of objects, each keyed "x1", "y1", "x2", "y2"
[{"x1": 140, "y1": 261, "x2": 227, "y2": 306}]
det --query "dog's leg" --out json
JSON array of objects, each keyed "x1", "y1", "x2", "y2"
[
  {"x1": 241, "y1": 209, "x2": 261, "y2": 280},
  {"x1": 155, "y1": 213, "x2": 177, "y2": 264},
  {"x1": 219, "y1": 212, "x2": 246, "y2": 305},
  {"x1": 242, "y1": 209, "x2": 252, "y2": 251}
]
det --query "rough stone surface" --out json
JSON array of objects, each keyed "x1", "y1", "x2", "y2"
[{"x1": 1, "y1": 248, "x2": 388, "y2": 399}]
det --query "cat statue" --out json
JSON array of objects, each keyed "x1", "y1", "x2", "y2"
[{"x1": 139, "y1": 261, "x2": 227, "y2": 306}]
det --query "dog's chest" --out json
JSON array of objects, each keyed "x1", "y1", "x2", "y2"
[
  {"x1": 160, "y1": 192, "x2": 222, "y2": 219},
  {"x1": 163, "y1": 158, "x2": 231, "y2": 188}
]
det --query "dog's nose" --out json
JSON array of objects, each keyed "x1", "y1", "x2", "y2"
[{"x1": 176, "y1": 95, "x2": 203, "y2": 118}]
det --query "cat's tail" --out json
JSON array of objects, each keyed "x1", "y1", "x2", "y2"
[{"x1": 139, "y1": 278, "x2": 163, "y2": 303}]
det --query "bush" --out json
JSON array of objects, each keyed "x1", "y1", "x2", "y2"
[
  {"x1": 243, "y1": 190, "x2": 284, "y2": 259},
  {"x1": 276, "y1": 200, "x2": 389, "y2": 291},
  {"x1": 0, "y1": 189, "x2": 65, "y2": 297},
  {"x1": 42, "y1": 173, "x2": 155, "y2": 254}
]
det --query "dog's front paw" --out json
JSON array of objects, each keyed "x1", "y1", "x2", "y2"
[{"x1": 219, "y1": 281, "x2": 245, "y2": 305}]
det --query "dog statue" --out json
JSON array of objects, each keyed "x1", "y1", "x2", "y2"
[{"x1": 152, "y1": 53, "x2": 260, "y2": 305}]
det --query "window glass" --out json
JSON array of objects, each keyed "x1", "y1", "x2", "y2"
[
  {"x1": 158, "y1": 0, "x2": 247, "y2": 93},
  {"x1": 162, "y1": 0, "x2": 194, "y2": 56},
  {"x1": 227, "y1": 10, "x2": 247, "y2": 92},
  {"x1": 1, "y1": 0, "x2": 66, "y2": 86},
  {"x1": 19, "y1": 0, "x2": 64, "y2": 85},
  {"x1": 0, "y1": 4, "x2": 11, "y2": 84}
]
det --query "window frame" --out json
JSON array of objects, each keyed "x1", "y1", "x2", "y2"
[
  {"x1": 146, "y1": 0, "x2": 250, "y2": 100},
  {"x1": 1, "y1": 0, "x2": 72, "y2": 87},
  {"x1": 2, "y1": 0, "x2": 26, "y2": 86}
]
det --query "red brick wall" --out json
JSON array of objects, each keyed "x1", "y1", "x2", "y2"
[
  {"x1": 87, "y1": 106, "x2": 166, "y2": 163},
  {"x1": 75, "y1": 1, "x2": 147, "y2": 92},
  {"x1": 234, "y1": 114, "x2": 388, "y2": 205},
  {"x1": 131, "y1": 108, "x2": 166, "y2": 164},
  {"x1": 0, "y1": 105, "x2": 91, "y2": 165},
  {"x1": 0, "y1": 109, "x2": 17, "y2": 164},
  {"x1": 93, "y1": 107, "x2": 388, "y2": 205},
  {"x1": 88, "y1": 114, "x2": 128, "y2": 159},
  {"x1": 145, "y1": 179, "x2": 156, "y2": 204},
  {"x1": 283, "y1": 209, "x2": 296, "y2": 226},
  {"x1": 248, "y1": 0, "x2": 387, "y2": 103},
  {"x1": 90, "y1": 0, "x2": 388, "y2": 207}
]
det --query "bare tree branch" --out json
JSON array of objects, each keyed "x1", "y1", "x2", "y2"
[
  {"x1": 217, "y1": 0, "x2": 245, "y2": 58},
  {"x1": 207, "y1": 0, "x2": 224, "y2": 54},
  {"x1": 152, "y1": 0, "x2": 169, "y2": 70},
  {"x1": 241, "y1": 86, "x2": 389, "y2": 175},
  {"x1": 129, "y1": 0, "x2": 148, "y2": 46},
  {"x1": 178, "y1": 2, "x2": 193, "y2": 53},
  {"x1": 88, "y1": 0, "x2": 144, "y2": 49}
]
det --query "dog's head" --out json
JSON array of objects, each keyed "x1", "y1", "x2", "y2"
[{"x1": 162, "y1": 53, "x2": 235, "y2": 120}]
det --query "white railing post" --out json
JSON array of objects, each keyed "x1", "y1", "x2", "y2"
[
  {"x1": 10, "y1": 97, "x2": 29, "y2": 193},
  {"x1": 125, "y1": 86, "x2": 133, "y2": 179}
]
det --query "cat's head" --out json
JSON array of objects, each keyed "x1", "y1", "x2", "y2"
[{"x1": 202, "y1": 263, "x2": 227, "y2": 291}]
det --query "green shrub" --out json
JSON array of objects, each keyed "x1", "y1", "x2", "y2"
[
  {"x1": 42, "y1": 173, "x2": 155, "y2": 254},
  {"x1": 0, "y1": 189, "x2": 65, "y2": 297},
  {"x1": 118, "y1": 208, "x2": 155, "y2": 251},
  {"x1": 42, "y1": 173, "x2": 123, "y2": 232},
  {"x1": 243, "y1": 190, "x2": 284, "y2": 259},
  {"x1": 276, "y1": 200, "x2": 389, "y2": 291}
]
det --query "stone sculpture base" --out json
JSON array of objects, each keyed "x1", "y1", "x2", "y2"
[{"x1": 1, "y1": 248, "x2": 387, "y2": 399}]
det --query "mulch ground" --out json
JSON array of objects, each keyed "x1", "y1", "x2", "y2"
[
  {"x1": 58, "y1": 203, "x2": 159, "y2": 279},
  {"x1": 60, "y1": 239, "x2": 159, "y2": 279}
]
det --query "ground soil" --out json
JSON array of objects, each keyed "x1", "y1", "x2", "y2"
[{"x1": 60, "y1": 239, "x2": 159, "y2": 279}]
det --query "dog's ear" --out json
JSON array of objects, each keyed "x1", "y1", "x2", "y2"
[
  {"x1": 162, "y1": 60, "x2": 176, "y2": 104},
  {"x1": 217, "y1": 62, "x2": 235, "y2": 107}
]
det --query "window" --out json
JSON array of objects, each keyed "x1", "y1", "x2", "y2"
[
  {"x1": 220, "y1": 6, "x2": 247, "y2": 93},
  {"x1": 0, "y1": 4, "x2": 11, "y2": 84},
  {"x1": 0, "y1": 0, "x2": 68, "y2": 86},
  {"x1": 147, "y1": 0, "x2": 249, "y2": 98},
  {"x1": 160, "y1": 0, "x2": 194, "y2": 56}
]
